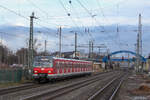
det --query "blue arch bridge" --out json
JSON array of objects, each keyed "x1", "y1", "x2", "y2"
[{"x1": 102, "y1": 50, "x2": 147, "y2": 63}]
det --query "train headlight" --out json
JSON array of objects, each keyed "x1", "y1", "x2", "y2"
[
  {"x1": 48, "y1": 70, "x2": 51, "y2": 73},
  {"x1": 34, "y1": 70, "x2": 38, "y2": 73}
]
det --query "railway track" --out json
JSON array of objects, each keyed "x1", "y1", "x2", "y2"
[
  {"x1": 23, "y1": 71, "x2": 121, "y2": 100},
  {"x1": 0, "y1": 70, "x2": 112, "y2": 96},
  {"x1": 88, "y1": 73, "x2": 127, "y2": 100},
  {"x1": 0, "y1": 83, "x2": 40, "y2": 96}
]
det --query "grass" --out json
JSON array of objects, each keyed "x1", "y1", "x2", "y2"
[
  {"x1": 0, "y1": 82, "x2": 22, "y2": 88},
  {"x1": 0, "y1": 77, "x2": 32, "y2": 88}
]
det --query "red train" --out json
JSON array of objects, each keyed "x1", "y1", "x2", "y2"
[{"x1": 33, "y1": 56, "x2": 93, "y2": 82}]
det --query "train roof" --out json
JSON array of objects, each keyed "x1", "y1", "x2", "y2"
[
  {"x1": 53, "y1": 57, "x2": 92, "y2": 63},
  {"x1": 34, "y1": 56, "x2": 92, "y2": 63}
]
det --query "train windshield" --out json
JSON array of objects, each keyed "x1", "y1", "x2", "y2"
[{"x1": 33, "y1": 56, "x2": 53, "y2": 67}]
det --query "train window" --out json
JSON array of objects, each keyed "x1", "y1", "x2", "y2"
[
  {"x1": 33, "y1": 58, "x2": 53, "y2": 67},
  {"x1": 63, "y1": 61, "x2": 65, "y2": 68},
  {"x1": 55, "y1": 61, "x2": 57, "y2": 67},
  {"x1": 75, "y1": 62, "x2": 76, "y2": 67},
  {"x1": 67, "y1": 62, "x2": 69, "y2": 67},
  {"x1": 59, "y1": 61, "x2": 63, "y2": 68},
  {"x1": 69, "y1": 62, "x2": 72, "y2": 67},
  {"x1": 76, "y1": 63, "x2": 78, "y2": 67},
  {"x1": 74, "y1": 63, "x2": 76, "y2": 67},
  {"x1": 58, "y1": 61, "x2": 61, "y2": 68},
  {"x1": 67, "y1": 61, "x2": 70, "y2": 68},
  {"x1": 62, "y1": 61, "x2": 65, "y2": 68},
  {"x1": 85, "y1": 63, "x2": 87, "y2": 67},
  {"x1": 79, "y1": 63, "x2": 81, "y2": 68},
  {"x1": 56, "y1": 61, "x2": 59, "y2": 68},
  {"x1": 64, "y1": 61, "x2": 67, "y2": 68},
  {"x1": 68, "y1": 62, "x2": 70, "y2": 68},
  {"x1": 72, "y1": 62, "x2": 74, "y2": 68}
]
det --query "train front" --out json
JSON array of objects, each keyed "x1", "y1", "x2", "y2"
[{"x1": 32, "y1": 56, "x2": 54, "y2": 82}]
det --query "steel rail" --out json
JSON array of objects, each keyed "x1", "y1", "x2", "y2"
[
  {"x1": 109, "y1": 75, "x2": 126, "y2": 100},
  {"x1": 88, "y1": 73, "x2": 126, "y2": 100},
  {"x1": 23, "y1": 71, "x2": 120, "y2": 100},
  {"x1": 0, "y1": 70, "x2": 113, "y2": 96},
  {"x1": 0, "y1": 83, "x2": 40, "y2": 96}
]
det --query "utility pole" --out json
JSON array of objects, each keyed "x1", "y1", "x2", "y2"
[
  {"x1": 28, "y1": 12, "x2": 37, "y2": 74},
  {"x1": 139, "y1": 14, "x2": 142, "y2": 56},
  {"x1": 98, "y1": 47, "x2": 101, "y2": 55},
  {"x1": 136, "y1": 33, "x2": 140, "y2": 72},
  {"x1": 0, "y1": 32, "x2": 3, "y2": 66},
  {"x1": 45, "y1": 40, "x2": 47, "y2": 56},
  {"x1": 136, "y1": 14, "x2": 142, "y2": 72},
  {"x1": 75, "y1": 32, "x2": 77, "y2": 58},
  {"x1": 59, "y1": 26, "x2": 62, "y2": 57},
  {"x1": 91, "y1": 41, "x2": 94, "y2": 59},
  {"x1": 89, "y1": 41, "x2": 91, "y2": 58},
  {"x1": 128, "y1": 53, "x2": 130, "y2": 67}
]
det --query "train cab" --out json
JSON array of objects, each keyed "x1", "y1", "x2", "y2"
[{"x1": 33, "y1": 56, "x2": 54, "y2": 82}]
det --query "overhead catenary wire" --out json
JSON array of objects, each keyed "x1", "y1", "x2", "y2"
[
  {"x1": 26, "y1": 0, "x2": 49, "y2": 18},
  {"x1": 68, "y1": 1, "x2": 94, "y2": 41},
  {"x1": 76, "y1": 0, "x2": 122, "y2": 50},
  {"x1": 25, "y1": 0, "x2": 64, "y2": 27},
  {"x1": 69, "y1": 1, "x2": 92, "y2": 41},
  {"x1": 0, "y1": 4, "x2": 61, "y2": 38},
  {"x1": 96, "y1": 0, "x2": 109, "y2": 23},
  {"x1": 58, "y1": 0, "x2": 93, "y2": 42}
]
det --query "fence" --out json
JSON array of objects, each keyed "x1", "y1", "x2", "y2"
[{"x1": 0, "y1": 68, "x2": 29, "y2": 83}]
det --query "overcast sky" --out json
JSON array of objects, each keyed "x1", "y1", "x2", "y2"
[
  {"x1": 0, "y1": 0, "x2": 150, "y2": 27},
  {"x1": 0, "y1": 0, "x2": 150, "y2": 56}
]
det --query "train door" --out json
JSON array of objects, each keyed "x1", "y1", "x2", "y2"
[
  {"x1": 72, "y1": 61, "x2": 74, "y2": 73},
  {"x1": 53, "y1": 59, "x2": 57, "y2": 74},
  {"x1": 75, "y1": 61, "x2": 77, "y2": 72},
  {"x1": 78, "y1": 62, "x2": 80, "y2": 72},
  {"x1": 56, "y1": 60, "x2": 60, "y2": 74},
  {"x1": 64, "y1": 61, "x2": 67, "y2": 74}
]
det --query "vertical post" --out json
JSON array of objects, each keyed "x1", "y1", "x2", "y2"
[
  {"x1": 89, "y1": 41, "x2": 91, "y2": 58},
  {"x1": 128, "y1": 53, "x2": 130, "y2": 67},
  {"x1": 136, "y1": 14, "x2": 142, "y2": 72},
  {"x1": 28, "y1": 12, "x2": 36, "y2": 77},
  {"x1": 136, "y1": 33, "x2": 139, "y2": 72},
  {"x1": 75, "y1": 32, "x2": 77, "y2": 58},
  {"x1": 139, "y1": 14, "x2": 142, "y2": 56},
  {"x1": 0, "y1": 33, "x2": 3, "y2": 67},
  {"x1": 107, "y1": 49, "x2": 110, "y2": 70},
  {"x1": 91, "y1": 41, "x2": 94, "y2": 58},
  {"x1": 98, "y1": 47, "x2": 100, "y2": 55},
  {"x1": 45, "y1": 40, "x2": 47, "y2": 56},
  {"x1": 59, "y1": 26, "x2": 62, "y2": 57},
  {"x1": 139, "y1": 14, "x2": 143, "y2": 72},
  {"x1": 23, "y1": 49, "x2": 26, "y2": 66},
  {"x1": 0, "y1": 47, "x2": 1, "y2": 67}
]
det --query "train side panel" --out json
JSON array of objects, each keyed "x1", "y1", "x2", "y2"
[{"x1": 47, "y1": 58, "x2": 93, "y2": 79}]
